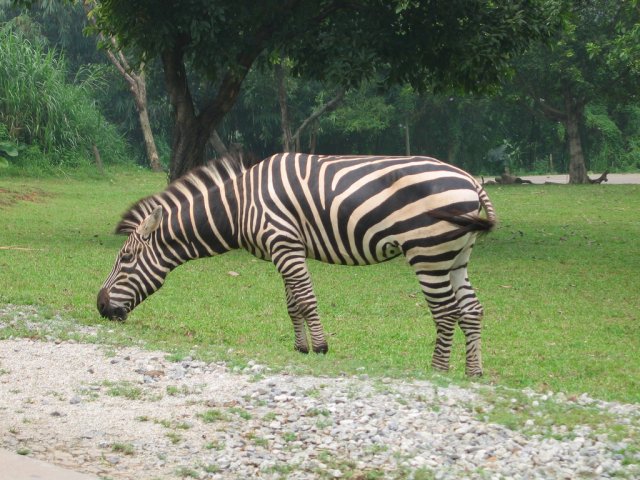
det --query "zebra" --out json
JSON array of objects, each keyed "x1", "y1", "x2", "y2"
[{"x1": 97, "y1": 154, "x2": 496, "y2": 376}]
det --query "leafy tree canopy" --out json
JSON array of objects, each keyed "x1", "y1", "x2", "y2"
[
  {"x1": 94, "y1": 0, "x2": 561, "y2": 93},
  {"x1": 12, "y1": 0, "x2": 564, "y2": 179},
  {"x1": 510, "y1": 0, "x2": 640, "y2": 182}
]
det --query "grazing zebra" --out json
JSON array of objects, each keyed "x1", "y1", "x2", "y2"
[{"x1": 97, "y1": 154, "x2": 496, "y2": 376}]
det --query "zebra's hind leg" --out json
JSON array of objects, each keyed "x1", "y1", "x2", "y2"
[
  {"x1": 414, "y1": 269, "x2": 462, "y2": 373},
  {"x1": 274, "y1": 250, "x2": 328, "y2": 354},
  {"x1": 285, "y1": 284, "x2": 310, "y2": 354},
  {"x1": 450, "y1": 247, "x2": 484, "y2": 377}
]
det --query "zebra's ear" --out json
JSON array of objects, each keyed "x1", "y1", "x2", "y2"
[{"x1": 136, "y1": 206, "x2": 163, "y2": 237}]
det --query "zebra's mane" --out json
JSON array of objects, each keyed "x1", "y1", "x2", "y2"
[{"x1": 115, "y1": 154, "x2": 247, "y2": 235}]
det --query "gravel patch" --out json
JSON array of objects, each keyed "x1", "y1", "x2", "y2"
[{"x1": 1, "y1": 305, "x2": 639, "y2": 479}]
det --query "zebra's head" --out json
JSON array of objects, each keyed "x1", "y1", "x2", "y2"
[{"x1": 97, "y1": 206, "x2": 166, "y2": 321}]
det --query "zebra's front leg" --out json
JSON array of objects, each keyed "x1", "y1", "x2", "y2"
[{"x1": 275, "y1": 251, "x2": 328, "y2": 354}]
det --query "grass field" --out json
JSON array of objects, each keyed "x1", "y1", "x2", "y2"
[{"x1": 1, "y1": 170, "x2": 639, "y2": 403}]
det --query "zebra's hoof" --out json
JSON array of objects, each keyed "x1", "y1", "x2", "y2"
[
  {"x1": 466, "y1": 370, "x2": 483, "y2": 378},
  {"x1": 312, "y1": 344, "x2": 329, "y2": 354},
  {"x1": 294, "y1": 345, "x2": 309, "y2": 354}
]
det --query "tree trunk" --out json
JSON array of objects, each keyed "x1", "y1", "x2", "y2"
[
  {"x1": 209, "y1": 129, "x2": 230, "y2": 157},
  {"x1": 84, "y1": 2, "x2": 162, "y2": 172},
  {"x1": 276, "y1": 62, "x2": 294, "y2": 152},
  {"x1": 404, "y1": 118, "x2": 411, "y2": 156},
  {"x1": 162, "y1": 40, "x2": 261, "y2": 181},
  {"x1": 92, "y1": 144, "x2": 104, "y2": 174},
  {"x1": 133, "y1": 71, "x2": 162, "y2": 172},
  {"x1": 535, "y1": 92, "x2": 589, "y2": 184},
  {"x1": 275, "y1": 60, "x2": 345, "y2": 154},
  {"x1": 159, "y1": 3, "x2": 312, "y2": 180},
  {"x1": 162, "y1": 44, "x2": 208, "y2": 180},
  {"x1": 169, "y1": 117, "x2": 208, "y2": 180},
  {"x1": 308, "y1": 120, "x2": 319, "y2": 154},
  {"x1": 565, "y1": 94, "x2": 589, "y2": 184}
]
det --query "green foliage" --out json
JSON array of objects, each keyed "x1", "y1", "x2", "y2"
[
  {"x1": 585, "y1": 104, "x2": 624, "y2": 172},
  {"x1": 91, "y1": 0, "x2": 562, "y2": 177},
  {"x1": 0, "y1": 123, "x2": 18, "y2": 168},
  {"x1": 197, "y1": 409, "x2": 228, "y2": 423},
  {"x1": 94, "y1": 0, "x2": 560, "y2": 93},
  {"x1": 505, "y1": 0, "x2": 640, "y2": 178},
  {"x1": 589, "y1": 2, "x2": 640, "y2": 89},
  {"x1": 331, "y1": 89, "x2": 394, "y2": 135},
  {"x1": 0, "y1": 20, "x2": 131, "y2": 174},
  {"x1": 8, "y1": 1, "x2": 637, "y2": 179},
  {"x1": 614, "y1": 104, "x2": 640, "y2": 170},
  {"x1": 0, "y1": 141, "x2": 17, "y2": 158}
]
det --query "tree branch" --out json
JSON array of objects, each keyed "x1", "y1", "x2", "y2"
[
  {"x1": 197, "y1": 0, "x2": 344, "y2": 135},
  {"x1": 209, "y1": 129, "x2": 229, "y2": 157},
  {"x1": 535, "y1": 99, "x2": 567, "y2": 122},
  {"x1": 293, "y1": 88, "x2": 345, "y2": 149}
]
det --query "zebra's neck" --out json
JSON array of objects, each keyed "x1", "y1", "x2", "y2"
[{"x1": 157, "y1": 179, "x2": 240, "y2": 265}]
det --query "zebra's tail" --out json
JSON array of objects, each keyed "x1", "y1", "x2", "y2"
[
  {"x1": 427, "y1": 183, "x2": 497, "y2": 235},
  {"x1": 428, "y1": 208, "x2": 496, "y2": 235},
  {"x1": 476, "y1": 183, "x2": 497, "y2": 227}
]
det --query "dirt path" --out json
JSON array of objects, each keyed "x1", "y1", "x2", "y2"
[
  {"x1": 490, "y1": 172, "x2": 640, "y2": 184},
  {"x1": 521, "y1": 173, "x2": 640, "y2": 184}
]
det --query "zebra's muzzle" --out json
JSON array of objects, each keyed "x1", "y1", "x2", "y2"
[{"x1": 97, "y1": 288, "x2": 128, "y2": 321}]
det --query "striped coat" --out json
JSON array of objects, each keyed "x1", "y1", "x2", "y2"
[{"x1": 98, "y1": 154, "x2": 495, "y2": 376}]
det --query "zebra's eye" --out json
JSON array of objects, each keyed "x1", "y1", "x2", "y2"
[{"x1": 121, "y1": 252, "x2": 134, "y2": 263}]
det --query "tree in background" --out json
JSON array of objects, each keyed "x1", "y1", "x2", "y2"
[
  {"x1": 93, "y1": 0, "x2": 561, "y2": 180},
  {"x1": 85, "y1": 1, "x2": 162, "y2": 172},
  {"x1": 512, "y1": 0, "x2": 640, "y2": 183},
  {"x1": 276, "y1": 58, "x2": 344, "y2": 153},
  {"x1": 1, "y1": 0, "x2": 172, "y2": 170}
]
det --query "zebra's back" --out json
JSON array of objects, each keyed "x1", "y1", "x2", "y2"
[{"x1": 238, "y1": 154, "x2": 492, "y2": 266}]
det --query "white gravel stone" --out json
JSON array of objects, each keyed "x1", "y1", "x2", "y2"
[{"x1": 0, "y1": 304, "x2": 639, "y2": 479}]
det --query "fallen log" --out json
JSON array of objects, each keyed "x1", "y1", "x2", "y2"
[
  {"x1": 491, "y1": 173, "x2": 533, "y2": 185},
  {"x1": 589, "y1": 170, "x2": 609, "y2": 184}
]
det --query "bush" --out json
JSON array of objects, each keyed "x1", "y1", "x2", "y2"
[{"x1": 0, "y1": 20, "x2": 131, "y2": 173}]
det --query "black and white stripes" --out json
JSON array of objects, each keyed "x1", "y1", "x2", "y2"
[{"x1": 98, "y1": 153, "x2": 495, "y2": 376}]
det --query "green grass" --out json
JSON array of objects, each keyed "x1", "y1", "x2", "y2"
[
  {"x1": 197, "y1": 409, "x2": 228, "y2": 423},
  {"x1": 102, "y1": 380, "x2": 144, "y2": 401},
  {"x1": 111, "y1": 443, "x2": 135, "y2": 455},
  {"x1": 0, "y1": 172, "x2": 639, "y2": 403}
]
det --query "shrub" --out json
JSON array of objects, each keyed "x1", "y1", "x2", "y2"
[{"x1": 0, "y1": 20, "x2": 131, "y2": 173}]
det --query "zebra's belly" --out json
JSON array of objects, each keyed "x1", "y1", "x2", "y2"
[{"x1": 304, "y1": 239, "x2": 403, "y2": 266}]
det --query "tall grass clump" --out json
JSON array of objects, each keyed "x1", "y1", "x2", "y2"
[{"x1": 0, "y1": 21, "x2": 130, "y2": 174}]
